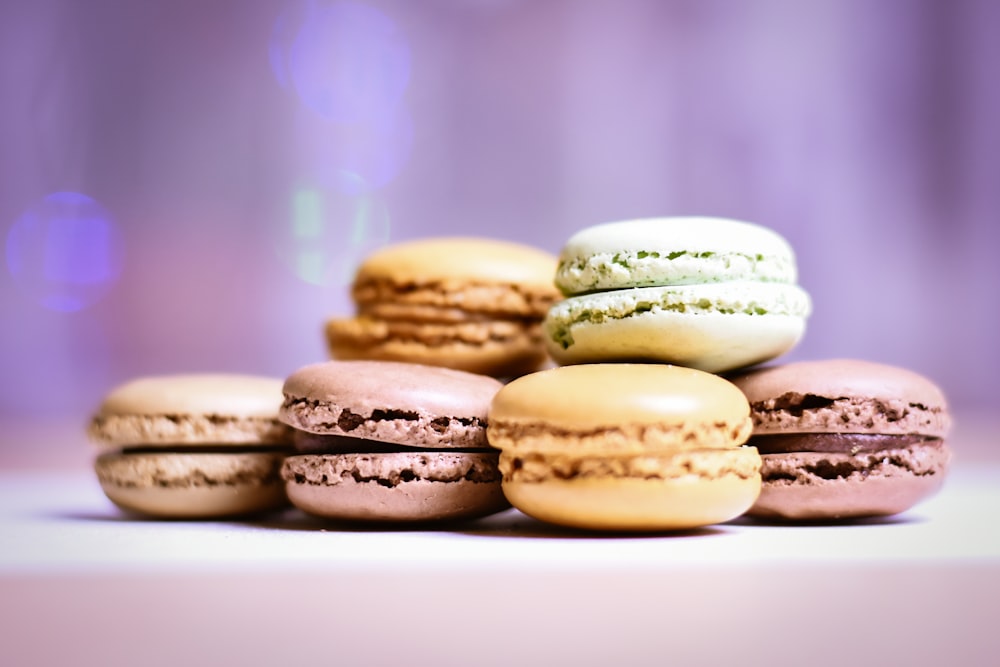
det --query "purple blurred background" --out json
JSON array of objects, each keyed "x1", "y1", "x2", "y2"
[{"x1": 2, "y1": 0, "x2": 998, "y2": 460}]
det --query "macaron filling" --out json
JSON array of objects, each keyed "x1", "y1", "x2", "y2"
[
  {"x1": 291, "y1": 431, "x2": 492, "y2": 455},
  {"x1": 284, "y1": 430, "x2": 501, "y2": 484},
  {"x1": 749, "y1": 432, "x2": 942, "y2": 455}
]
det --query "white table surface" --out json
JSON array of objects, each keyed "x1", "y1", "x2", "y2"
[
  {"x1": 2, "y1": 412, "x2": 999, "y2": 666},
  {"x1": 2, "y1": 462, "x2": 999, "y2": 666}
]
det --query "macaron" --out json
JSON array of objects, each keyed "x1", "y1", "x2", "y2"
[
  {"x1": 325, "y1": 237, "x2": 561, "y2": 378},
  {"x1": 545, "y1": 217, "x2": 812, "y2": 373},
  {"x1": 88, "y1": 374, "x2": 292, "y2": 518},
  {"x1": 729, "y1": 359, "x2": 953, "y2": 520},
  {"x1": 279, "y1": 360, "x2": 509, "y2": 522},
  {"x1": 487, "y1": 364, "x2": 762, "y2": 531}
]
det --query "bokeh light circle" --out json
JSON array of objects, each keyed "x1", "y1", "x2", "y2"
[
  {"x1": 274, "y1": 183, "x2": 391, "y2": 287},
  {"x1": 5, "y1": 191, "x2": 124, "y2": 312},
  {"x1": 274, "y1": 1, "x2": 412, "y2": 123}
]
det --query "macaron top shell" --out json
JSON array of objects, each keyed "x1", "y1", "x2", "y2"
[
  {"x1": 89, "y1": 374, "x2": 289, "y2": 449},
  {"x1": 555, "y1": 217, "x2": 798, "y2": 294},
  {"x1": 283, "y1": 360, "x2": 503, "y2": 421},
  {"x1": 729, "y1": 359, "x2": 951, "y2": 437},
  {"x1": 94, "y1": 374, "x2": 285, "y2": 419},
  {"x1": 490, "y1": 364, "x2": 751, "y2": 434},
  {"x1": 355, "y1": 237, "x2": 558, "y2": 288}
]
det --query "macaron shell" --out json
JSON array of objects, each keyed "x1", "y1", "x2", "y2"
[
  {"x1": 88, "y1": 414, "x2": 290, "y2": 449},
  {"x1": 283, "y1": 360, "x2": 502, "y2": 425},
  {"x1": 547, "y1": 310, "x2": 805, "y2": 374},
  {"x1": 282, "y1": 452, "x2": 509, "y2": 522},
  {"x1": 355, "y1": 237, "x2": 558, "y2": 288},
  {"x1": 730, "y1": 359, "x2": 951, "y2": 437},
  {"x1": 556, "y1": 217, "x2": 798, "y2": 293},
  {"x1": 502, "y1": 474, "x2": 761, "y2": 531},
  {"x1": 732, "y1": 359, "x2": 948, "y2": 407},
  {"x1": 94, "y1": 374, "x2": 285, "y2": 419},
  {"x1": 544, "y1": 282, "x2": 810, "y2": 373},
  {"x1": 94, "y1": 451, "x2": 288, "y2": 518},
  {"x1": 489, "y1": 364, "x2": 752, "y2": 433},
  {"x1": 750, "y1": 443, "x2": 951, "y2": 520}
]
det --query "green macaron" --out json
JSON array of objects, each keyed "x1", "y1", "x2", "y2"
[{"x1": 545, "y1": 217, "x2": 812, "y2": 373}]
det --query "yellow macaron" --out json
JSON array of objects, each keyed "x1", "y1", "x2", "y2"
[
  {"x1": 326, "y1": 237, "x2": 561, "y2": 378},
  {"x1": 487, "y1": 364, "x2": 762, "y2": 531}
]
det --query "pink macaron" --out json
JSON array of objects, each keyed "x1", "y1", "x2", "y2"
[{"x1": 729, "y1": 359, "x2": 952, "y2": 521}]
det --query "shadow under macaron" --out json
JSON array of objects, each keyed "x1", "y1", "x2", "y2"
[
  {"x1": 727, "y1": 513, "x2": 925, "y2": 528},
  {"x1": 224, "y1": 507, "x2": 730, "y2": 538},
  {"x1": 233, "y1": 507, "x2": 512, "y2": 533},
  {"x1": 452, "y1": 510, "x2": 733, "y2": 540}
]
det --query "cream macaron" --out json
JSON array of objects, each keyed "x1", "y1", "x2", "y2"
[
  {"x1": 487, "y1": 364, "x2": 762, "y2": 531},
  {"x1": 88, "y1": 374, "x2": 292, "y2": 518}
]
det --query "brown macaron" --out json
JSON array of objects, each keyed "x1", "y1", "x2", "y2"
[
  {"x1": 88, "y1": 374, "x2": 292, "y2": 519},
  {"x1": 325, "y1": 237, "x2": 561, "y2": 378},
  {"x1": 729, "y1": 359, "x2": 952, "y2": 520},
  {"x1": 279, "y1": 360, "x2": 509, "y2": 522}
]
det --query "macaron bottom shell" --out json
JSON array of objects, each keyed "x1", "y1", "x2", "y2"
[
  {"x1": 750, "y1": 443, "x2": 952, "y2": 521},
  {"x1": 502, "y1": 475, "x2": 761, "y2": 531},
  {"x1": 499, "y1": 448, "x2": 762, "y2": 531},
  {"x1": 282, "y1": 451, "x2": 510, "y2": 522},
  {"x1": 95, "y1": 451, "x2": 288, "y2": 519},
  {"x1": 545, "y1": 304, "x2": 806, "y2": 373}
]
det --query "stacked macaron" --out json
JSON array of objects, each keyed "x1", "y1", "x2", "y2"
[
  {"x1": 486, "y1": 216, "x2": 814, "y2": 530},
  {"x1": 545, "y1": 217, "x2": 812, "y2": 373},
  {"x1": 326, "y1": 237, "x2": 561, "y2": 378},
  {"x1": 487, "y1": 215, "x2": 950, "y2": 526},
  {"x1": 88, "y1": 374, "x2": 292, "y2": 518},
  {"x1": 277, "y1": 360, "x2": 509, "y2": 522}
]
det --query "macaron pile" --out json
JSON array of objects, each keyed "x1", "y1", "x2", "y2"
[
  {"x1": 488, "y1": 215, "x2": 951, "y2": 528},
  {"x1": 86, "y1": 222, "x2": 952, "y2": 527}
]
